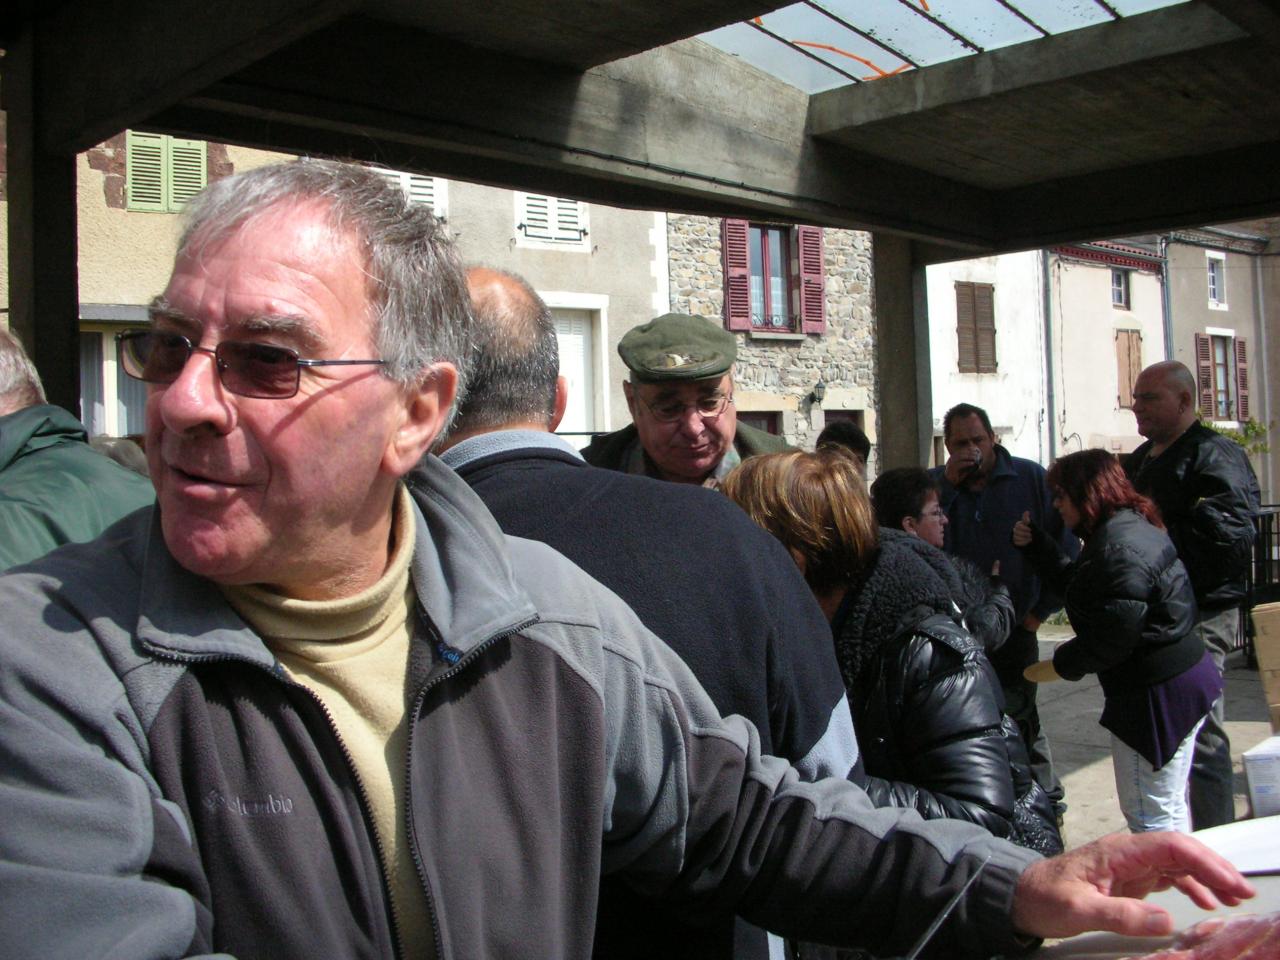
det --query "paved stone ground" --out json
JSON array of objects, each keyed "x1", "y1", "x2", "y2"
[{"x1": 1035, "y1": 625, "x2": 1275, "y2": 848}]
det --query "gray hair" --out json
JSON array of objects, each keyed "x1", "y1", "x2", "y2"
[
  {"x1": 452, "y1": 267, "x2": 559, "y2": 432},
  {"x1": 0, "y1": 326, "x2": 47, "y2": 415},
  {"x1": 177, "y1": 158, "x2": 472, "y2": 422}
]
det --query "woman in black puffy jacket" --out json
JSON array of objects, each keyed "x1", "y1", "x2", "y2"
[
  {"x1": 724, "y1": 448, "x2": 1058, "y2": 849},
  {"x1": 1014, "y1": 448, "x2": 1221, "y2": 833}
]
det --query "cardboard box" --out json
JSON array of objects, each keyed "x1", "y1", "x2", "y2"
[
  {"x1": 1243, "y1": 736, "x2": 1280, "y2": 818},
  {"x1": 1250, "y1": 602, "x2": 1280, "y2": 732}
]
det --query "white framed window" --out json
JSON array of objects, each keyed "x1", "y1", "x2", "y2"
[
  {"x1": 1111, "y1": 268, "x2": 1130, "y2": 309},
  {"x1": 373, "y1": 169, "x2": 448, "y2": 220},
  {"x1": 514, "y1": 193, "x2": 590, "y2": 250},
  {"x1": 542, "y1": 291, "x2": 609, "y2": 437},
  {"x1": 79, "y1": 324, "x2": 148, "y2": 438},
  {"x1": 1195, "y1": 328, "x2": 1250, "y2": 422},
  {"x1": 1206, "y1": 251, "x2": 1227, "y2": 309}
]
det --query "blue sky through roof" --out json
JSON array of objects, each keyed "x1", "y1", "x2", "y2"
[{"x1": 699, "y1": 0, "x2": 1191, "y2": 93}]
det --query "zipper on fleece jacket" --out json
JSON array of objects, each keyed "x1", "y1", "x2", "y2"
[
  {"x1": 144, "y1": 646, "x2": 408, "y2": 960},
  {"x1": 404, "y1": 614, "x2": 540, "y2": 960}
]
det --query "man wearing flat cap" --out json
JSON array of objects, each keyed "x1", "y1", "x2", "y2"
[{"x1": 581, "y1": 313, "x2": 789, "y2": 485}]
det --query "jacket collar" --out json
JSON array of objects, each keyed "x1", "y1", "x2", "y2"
[
  {"x1": 987, "y1": 444, "x2": 1018, "y2": 481},
  {"x1": 0, "y1": 404, "x2": 89, "y2": 472},
  {"x1": 136, "y1": 458, "x2": 539, "y2": 666},
  {"x1": 438, "y1": 429, "x2": 583, "y2": 472},
  {"x1": 404, "y1": 455, "x2": 539, "y2": 658}
]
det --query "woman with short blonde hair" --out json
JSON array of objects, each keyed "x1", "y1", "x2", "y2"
[{"x1": 722, "y1": 446, "x2": 876, "y2": 602}]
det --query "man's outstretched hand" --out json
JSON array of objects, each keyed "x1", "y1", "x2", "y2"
[{"x1": 1011, "y1": 832, "x2": 1255, "y2": 940}]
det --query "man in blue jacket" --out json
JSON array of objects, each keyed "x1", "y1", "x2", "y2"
[
  {"x1": 0, "y1": 326, "x2": 153, "y2": 570},
  {"x1": 931, "y1": 403, "x2": 1077, "y2": 825}
]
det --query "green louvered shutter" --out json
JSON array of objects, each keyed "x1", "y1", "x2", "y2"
[
  {"x1": 168, "y1": 139, "x2": 207, "y2": 209},
  {"x1": 126, "y1": 131, "x2": 167, "y2": 211}
]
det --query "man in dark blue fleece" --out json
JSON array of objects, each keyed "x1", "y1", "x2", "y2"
[
  {"x1": 436, "y1": 266, "x2": 861, "y2": 960},
  {"x1": 930, "y1": 403, "x2": 1077, "y2": 825}
]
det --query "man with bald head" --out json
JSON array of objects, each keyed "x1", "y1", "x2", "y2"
[
  {"x1": 437, "y1": 267, "x2": 860, "y2": 960},
  {"x1": 1125, "y1": 360, "x2": 1261, "y2": 829}
]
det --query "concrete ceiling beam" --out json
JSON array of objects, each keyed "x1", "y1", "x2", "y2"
[
  {"x1": 142, "y1": 24, "x2": 997, "y2": 247},
  {"x1": 1202, "y1": 0, "x2": 1280, "y2": 48},
  {"x1": 31, "y1": 0, "x2": 359, "y2": 155},
  {"x1": 807, "y1": 3, "x2": 1245, "y2": 136}
]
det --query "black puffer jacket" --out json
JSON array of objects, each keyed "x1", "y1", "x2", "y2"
[
  {"x1": 952, "y1": 556, "x2": 1016, "y2": 655},
  {"x1": 1125, "y1": 422, "x2": 1260, "y2": 610},
  {"x1": 833, "y1": 530, "x2": 1017, "y2": 835},
  {"x1": 1021, "y1": 509, "x2": 1202, "y2": 693}
]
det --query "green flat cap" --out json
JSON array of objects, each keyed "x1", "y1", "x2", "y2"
[{"x1": 617, "y1": 313, "x2": 737, "y2": 382}]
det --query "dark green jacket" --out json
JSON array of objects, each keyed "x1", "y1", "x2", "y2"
[
  {"x1": 580, "y1": 420, "x2": 790, "y2": 473},
  {"x1": 0, "y1": 403, "x2": 154, "y2": 570}
]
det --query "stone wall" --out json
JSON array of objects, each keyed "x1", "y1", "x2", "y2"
[{"x1": 667, "y1": 214, "x2": 878, "y2": 455}]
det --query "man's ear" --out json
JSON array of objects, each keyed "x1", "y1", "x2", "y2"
[
  {"x1": 623, "y1": 380, "x2": 638, "y2": 418},
  {"x1": 384, "y1": 363, "x2": 459, "y2": 475},
  {"x1": 549, "y1": 375, "x2": 569, "y2": 432}
]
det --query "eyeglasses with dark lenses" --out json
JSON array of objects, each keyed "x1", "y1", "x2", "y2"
[
  {"x1": 116, "y1": 330, "x2": 387, "y2": 400},
  {"x1": 643, "y1": 394, "x2": 732, "y2": 423}
]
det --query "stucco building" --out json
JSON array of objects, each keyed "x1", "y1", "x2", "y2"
[
  {"x1": 1, "y1": 130, "x2": 881, "y2": 462},
  {"x1": 925, "y1": 227, "x2": 1277, "y2": 502}
]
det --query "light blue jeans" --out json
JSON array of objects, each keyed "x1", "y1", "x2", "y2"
[{"x1": 1111, "y1": 716, "x2": 1206, "y2": 833}]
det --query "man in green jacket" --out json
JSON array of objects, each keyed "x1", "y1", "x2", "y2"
[
  {"x1": 581, "y1": 313, "x2": 789, "y2": 486},
  {"x1": 0, "y1": 326, "x2": 154, "y2": 570}
]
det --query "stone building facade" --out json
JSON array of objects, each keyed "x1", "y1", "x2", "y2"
[{"x1": 666, "y1": 213, "x2": 878, "y2": 463}]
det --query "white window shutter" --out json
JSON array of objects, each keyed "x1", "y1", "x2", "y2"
[
  {"x1": 553, "y1": 197, "x2": 584, "y2": 243},
  {"x1": 521, "y1": 194, "x2": 553, "y2": 239},
  {"x1": 406, "y1": 174, "x2": 435, "y2": 209}
]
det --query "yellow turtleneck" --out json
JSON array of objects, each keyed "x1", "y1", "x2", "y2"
[{"x1": 222, "y1": 484, "x2": 430, "y2": 957}]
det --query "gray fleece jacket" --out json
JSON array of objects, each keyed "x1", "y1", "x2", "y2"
[{"x1": 0, "y1": 455, "x2": 1038, "y2": 960}]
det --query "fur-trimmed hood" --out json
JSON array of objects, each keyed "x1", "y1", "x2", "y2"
[{"x1": 833, "y1": 528, "x2": 964, "y2": 691}]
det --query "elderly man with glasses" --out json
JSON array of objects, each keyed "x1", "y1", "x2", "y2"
[
  {"x1": 582, "y1": 313, "x2": 789, "y2": 486},
  {"x1": 0, "y1": 160, "x2": 1256, "y2": 960}
]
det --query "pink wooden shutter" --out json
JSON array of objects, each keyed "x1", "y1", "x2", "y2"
[
  {"x1": 1194, "y1": 332, "x2": 1214, "y2": 415},
  {"x1": 794, "y1": 225, "x2": 825, "y2": 333},
  {"x1": 721, "y1": 218, "x2": 752, "y2": 332},
  {"x1": 1235, "y1": 337, "x2": 1250, "y2": 421}
]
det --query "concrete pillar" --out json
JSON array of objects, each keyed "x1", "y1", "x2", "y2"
[
  {"x1": 5, "y1": 27, "x2": 82, "y2": 415},
  {"x1": 872, "y1": 232, "x2": 933, "y2": 468}
]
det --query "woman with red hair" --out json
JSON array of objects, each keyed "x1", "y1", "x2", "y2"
[{"x1": 1014, "y1": 448, "x2": 1220, "y2": 833}]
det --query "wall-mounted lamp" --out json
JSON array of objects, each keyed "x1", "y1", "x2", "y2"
[{"x1": 808, "y1": 379, "x2": 827, "y2": 405}]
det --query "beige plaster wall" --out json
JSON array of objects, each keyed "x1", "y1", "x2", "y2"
[
  {"x1": 445, "y1": 178, "x2": 662, "y2": 433},
  {"x1": 1167, "y1": 240, "x2": 1270, "y2": 499},
  {"x1": 926, "y1": 251, "x2": 1048, "y2": 463},
  {"x1": 76, "y1": 144, "x2": 293, "y2": 307},
  {"x1": 1049, "y1": 256, "x2": 1164, "y2": 457}
]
